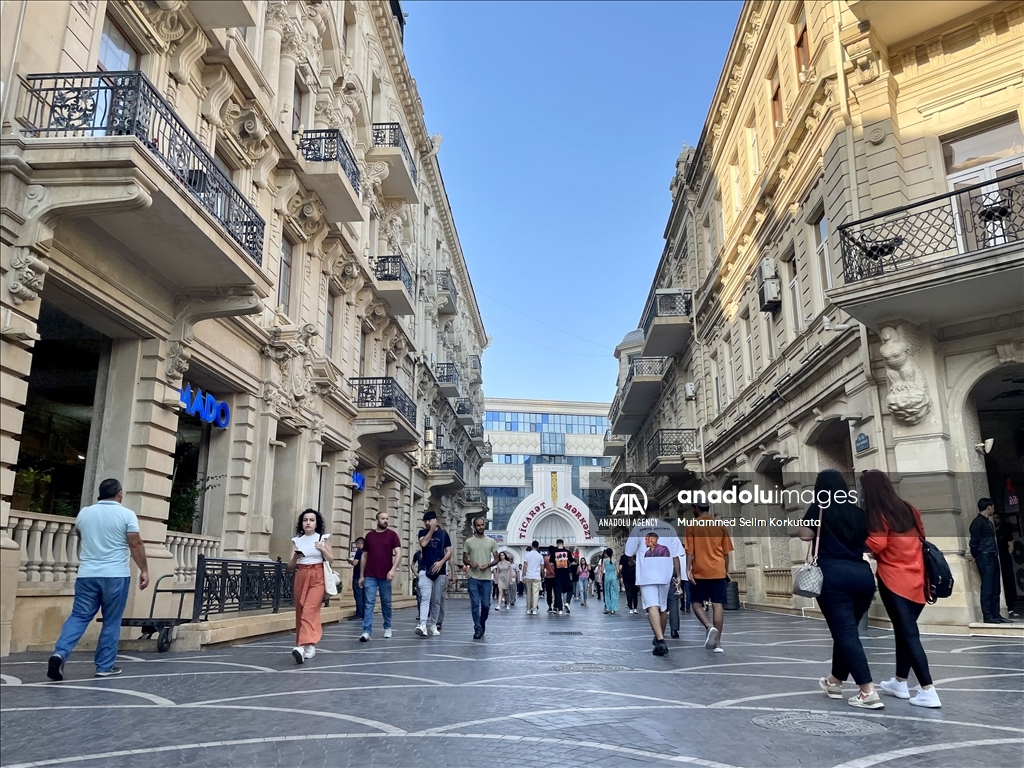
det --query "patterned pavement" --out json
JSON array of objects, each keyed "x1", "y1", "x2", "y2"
[{"x1": 1, "y1": 600, "x2": 1022, "y2": 767}]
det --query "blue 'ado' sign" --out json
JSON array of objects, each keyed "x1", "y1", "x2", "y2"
[{"x1": 179, "y1": 383, "x2": 231, "y2": 429}]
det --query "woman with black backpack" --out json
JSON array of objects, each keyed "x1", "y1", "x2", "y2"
[{"x1": 862, "y1": 470, "x2": 941, "y2": 708}]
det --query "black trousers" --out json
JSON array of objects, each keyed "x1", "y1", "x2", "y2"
[
  {"x1": 544, "y1": 577, "x2": 556, "y2": 608},
  {"x1": 975, "y1": 552, "x2": 1002, "y2": 620},
  {"x1": 877, "y1": 578, "x2": 932, "y2": 686},
  {"x1": 554, "y1": 573, "x2": 571, "y2": 610},
  {"x1": 998, "y1": 550, "x2": 1017, "y2": 612},
  {"x1": 816, "y1": 559, "x2": 875, "y2": 686},
  {"x1": 623, "y1": 577, "x2": 638, "y2": 610}
]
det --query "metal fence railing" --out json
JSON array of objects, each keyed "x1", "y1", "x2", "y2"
[
  {"x1": 640, "y1": 290, "x2": 692, "y2": 336},
  {"x1": 374, "y1": 253, "x2": 414, "y2": 295},
  {"x1": 351, "y1": 376, "x2": 417, "y2": 424},
  {"x1": 298, "y1": 128, "x2": 361, "y2": 195},
  {"x1": 372, "y1": 121, "x2": 417, "y2": 184}
]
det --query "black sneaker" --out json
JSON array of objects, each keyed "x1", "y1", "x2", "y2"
[
  {"x1": 564, "y1": 606, "x2": 570, "y2": 614},
  {"x1": 473, "y1": 629, "x2": 483, "y2": 639},
  {"x1": 547, "y1": 608, "x2": 554, "y2": 613},
  {"x1": 653, "y1": 640, "x2": 669, "y2": 657},
  {"x1": 47, "y1": 654, "x2": 65, "y2": 682},
  {"x1": 94, "y1": 667, "x2": 123, "y2": 677},
  {"x1": 671, "y1": 630, "x2": 680, "y2": 639}
]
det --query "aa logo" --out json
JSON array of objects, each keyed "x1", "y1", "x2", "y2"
[{"x1": 609, "y1": 483, "x2": 648, "y2": 516}]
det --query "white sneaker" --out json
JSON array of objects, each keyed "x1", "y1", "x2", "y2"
[
  {"x1": 428, "y1": 624, "x2": 440, "y2": 636},
  {"x1": 879, "y1": 677, "x2": 910, "y2": 699},
  {"x1": 291, "y1": 646, "x2": 304, "y2": 664},
  {"x1": 713, "y1": 647, "x2": 724, "y2": 654},
  {"x1": 819, "y1": 677, "x2": 843, "y2": 699},
  {"x1": 359, "y1": 632, "x2": 370, "y2": 642},
  {"x1": 383, "y1": 628, "x2": 392, "y2": 639},
  {"x1": 909, "y1": 687, "x2": 942, "y2": 708},
  {"x1": 848, "y1": 690, "x2": 884, "y2": 710},
  {"x1": 303, "y1": 645, "x2": 316, "y2": 659},
  {"x1": 704, "y1": 626, "x2": 719, "y2": 649},
  {"x1": 415, "y1": 623, "x2": 427, "y2": 637},
  {"x1": 558, "y1": 610, "x2": 563, "y2": 616}
]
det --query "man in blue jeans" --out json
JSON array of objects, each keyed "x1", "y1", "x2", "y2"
[
  {"x1": 970, "y1": 497, "x2": 1008, "y2": 624},
  {"x1": 358, "y1": 511, "x2": 402, "y2": 642},
  {"x1": 463, "y1": 517, "x2": 499, "y2": 639},
  {"x1": 47, "y1": 478, "x2": 149, "y2": 680}
]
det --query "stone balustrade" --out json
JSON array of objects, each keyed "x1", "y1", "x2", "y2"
[
  {"x1": 764, "y1": 567, "x2": 795, "y2": 598},
  {"x1": 9, "y1": 512, "x2": 80, "y2": 583},
  {"x1": 164, "y1": 532, "x2": 222, "y2": 584}
]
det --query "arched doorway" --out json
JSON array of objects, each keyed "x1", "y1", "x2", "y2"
[{"x1": 966, "y1": 363, "x2": 1024, "y2": 611}]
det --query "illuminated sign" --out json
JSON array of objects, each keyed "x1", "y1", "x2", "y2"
[{"x1": 179, "y1": 383, "x2": 231, "y2": 429}]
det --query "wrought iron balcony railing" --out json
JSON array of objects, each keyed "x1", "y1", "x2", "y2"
[
  {"x1": 372, "y1": 122, "x2": 417, "y2": 184},
  {"x1": 468, "y1": 354, "x2": 481, "y2": 371},
  {"x1": 647, "y1": 429, "x2": 698, "y2": 463},
  {"x1": 462, "y1": 487, "x2": 486, "y2": 505},
  {"x1": 425, "y1": 448, "x2": 464, "y2": 478},
  {"x1": 609, "y1": 391, "x2": 623, "y2": 423},
  {"x1": 437, "y1": 268, "x2": 459, "y2": 303},
  {"x1": 625, "y1": 357, "x2": 667, "y2": 387},
  {"x1": 298, "y1": 128, "x2": 360, "y2": 194},
  {"x1": 350, "y1": 376, "x2": 416, "y2": 424},
  {"x1": 640, "y1": 290, "x2": 692, "y2": 335},
  {"x1": 479, "y1": 441, "x2": 492, "y2": 460},
  {"x1": 839, "y1": 170, "x2": 1024, "y2": 283},
  {"x1": 466, "y1": 424, "x2": 484, "y2": 440},
  {"x1": 454, "y1": 397, "x2": 474, "y2": 417},
  {"x1": 604, "y1": 428, "x2": 624, "y2": 444},
  {"x1": 434, "y1": 362, "x2": 461, "y2": 390},
  {"x1": 374, "y1": 254, "x2": 414, "y2": 294},
  {"x1": 19, "y1": 71, "x2": 265, "y2": 265}
]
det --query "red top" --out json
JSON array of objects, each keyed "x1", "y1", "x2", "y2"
[
  {"x1": 866, "y1": 506, "x2": 926, "y2": 604},
  {"x1": 362, "y1": 528, "x2": 401, "y2": 579}
]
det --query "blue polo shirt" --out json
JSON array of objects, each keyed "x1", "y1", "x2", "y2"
[{"x1": 75, "y1": 500, "x2": 140, "y2": 578}]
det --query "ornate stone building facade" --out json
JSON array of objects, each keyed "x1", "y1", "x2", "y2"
[
  {"x1": 0, "y1": 0, "x2": 488, "y2": 655},
  {"x1": 607, "y1": 0, "x2": 1023, "y2": 631}
]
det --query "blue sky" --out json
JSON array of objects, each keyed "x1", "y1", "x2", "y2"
[{"x1": 404, "y1": 1, "x2": 742, "y2": 404}]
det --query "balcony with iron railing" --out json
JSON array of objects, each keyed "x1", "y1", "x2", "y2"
[
  {"x1": 350, "y1": 376, "x2": 418, "y2": 444},
  {"x1": 603, "y1": 428, "x2": 626, "y2": 457},
  {"x1": 468, "y1": 354, "x2": 482, "y2": 382},
  {"x1": 434, "y1": 362, "x2": 461, "y2": 397},
  {"x1": 646, "y1": 428, "x2": 699, "y2": 475},
  {"x1": 461, "y1": 487, "x2": 488, "y2": 508},
  {"x1": 832, "y1": 169, "x2": 1024, "y2": 328},
  {"x1": 621, "y1": 357, "x2": 667, "y2": 413},
  {"x1": 424, "y1": 448, "x2": 465, "y2": 493},
  {"x1": 14, "y1": 71, "x2": 267, "y2": 288},
  {"x1": 297, "y1": 128, "x2": 363, "y2": 223},
  {"x1": 374, "y1": 253, "x2": 415, "y2": 315},
  {"x1": 466, "y1": 424, "x2": 485, "y2": 444},
  {"x1": 479, "y1": 441, "x2": 493, "y2": 461},
  {"x1": 369, "y1": 121, "x2": 418, "y2": 201},
  {"x1": 454, "y1": 397, "x2": 475, "y2": 425},
  {"x1": 640, "y1": 289, "x2": 693, "y2": 357},
  {"x1": 436, "y1": 269, "x2": 459, "y2": 314}
]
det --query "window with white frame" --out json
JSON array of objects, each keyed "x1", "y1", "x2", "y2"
[
  {"x1": 278, "y1": 238, "x2": 294, "y2": 318},
  {"x1": 762, "y1": 310, "x2": 776, "y2": 362},
  {"x1": 723, "y1": 334, "x2": 736, "y2": 400},
  {"x1": 98, "y1": 15, "x2": 139, "y2": 71},
  {"x1": 731, "y1": 155, "x2": 742, "y2": 216},
  {"x1": 812, "y1": 211, "x2": 831, "y2": 310},
  {"x1": 703, "y1": 216, "x2": 714, "y2": 271},
  {"x1": 710, "y1": 354, "x2": 722, "y2": 414},
  {"x1": 325, "y1": 292, "x2": 337, "y2": 358},
  {"x1": 747, "y1": 115, "x2": 760, "y2": 178},
  {"x1": 770, "y1": 63, "x2": 783, "y2": 133},
  {"x1": 741, "y1": 312, "x2": 753, "y2": 382},
  {"x1": 785, "y1": 253, "x2": 802, "y2": 334},
  {"x1": 794, "y1": 6, "x2": 810, "y2": 74}
]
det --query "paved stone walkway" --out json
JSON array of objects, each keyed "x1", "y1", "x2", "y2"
[{"x1": 1, "y1": 601, "x2": 1022, "y2": 767}]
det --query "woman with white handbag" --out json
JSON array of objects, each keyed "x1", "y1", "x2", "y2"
[
  {"x1": 288, "y1": 509, "x2": 335, "y2": 665},
  {"x1": 798, "y1": 470, "x2": 881, "y2": 710}
]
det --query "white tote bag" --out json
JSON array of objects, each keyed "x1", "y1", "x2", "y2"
[{"x1": 319, "y1": 535, "x2": 340, "y2": 596}]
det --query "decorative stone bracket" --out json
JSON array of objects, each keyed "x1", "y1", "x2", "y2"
[
  {"x1": 165, "y1": 287, "x2": 262, "y2": 382},
  {"x1": 878, "y1": 321, "x2": 931, "y2": 426}
]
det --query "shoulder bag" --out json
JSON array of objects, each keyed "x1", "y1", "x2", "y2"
[
  {"x1": 320, "y1": 535, "x2": 341, "y2": 596},
  {"x1": 915, "y1": 516, "x2": 953, "y2": 604},
  {"x1": 792, "y1": 508, "x2": 824, "y2": 598}
]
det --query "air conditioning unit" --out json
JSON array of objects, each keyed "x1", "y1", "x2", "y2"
[
  {"x1": 758, "y1": 258, "x2": 782, "y2": 312},
  {"x1": 684, "y1": 382, "x2": 697, "y2": 401}
]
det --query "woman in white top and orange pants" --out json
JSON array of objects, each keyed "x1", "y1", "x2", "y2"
[{"x1": 288, "y1": 509, "x2": 334, "y2": 664}]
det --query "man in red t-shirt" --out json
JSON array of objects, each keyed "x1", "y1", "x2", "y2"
[{"x1": 358, "y1": 510, "x2": 402, "y2": 642}]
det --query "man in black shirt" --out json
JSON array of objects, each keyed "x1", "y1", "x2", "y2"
[
  {"x1": 416, "y1": 511, "x2": 452, "y2": 637},
  {"x1": 993, "y1": 512, "x2": 1019, "y2": 619},
  {"x1": 552, "y1": 539, "x2": 572, "y2": 615},
  {"x1": 348, "y1": 537, "x2": 365, "y2": 621},
  {"x1": 619, "y1": 552, "x2": 638, "y2": 614},
  {"x1": 970, "y1": 497, "x2": 1007, "y2": 624}
]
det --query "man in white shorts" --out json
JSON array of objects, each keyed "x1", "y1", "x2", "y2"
[{"x1": 624, "y1": 499, "x2": 684, "y2": 656}]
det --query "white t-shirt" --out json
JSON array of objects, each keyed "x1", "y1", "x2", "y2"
[
  {"x1": 523, "y1": 549, "x2": 544, "y2": 579},
  {"x1": 292, "y1": 533, "x2": 328, "y2": 565},
  {"x1": 75, "y1": 500, "x2": 140, "y2": 578},
  {"x1": 624, "y1": 519, "x2": 684, "y2": 586}
]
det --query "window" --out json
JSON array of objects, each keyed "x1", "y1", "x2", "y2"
[
  {"x1": 292, "y1": 81, "x2": 303, "y2": 135},
  {"x1": 770, "y1": 64, "x2": 783, "y2": 132},
  {"x1": 741, "y1": 312, "x2": 753, "y2": 382},
  {"x1": 325, "y1": 292, "x2": 336, "y2": 358},
  {"x1": 785, "y1": 255, "x2": 802, "y2": 333},
  {"x1": 710, "y1": 354, "x2": 722, "y2": 413},
  {"x1": 211, "y1": 152, "x2": 234, "y2": 219},
  {"x1": 731, "y1": 156, "x2": 742, "y2": 215},
  {"x1": 278, "y1": 238, "x2": 293, "y2": 317},
  {"x1": 747, "y1": 115, "x2": 760, "y2": 177},
  {"x1": 703, "y1": 216, "x2": 714, "y2": 270},
  {"x1": 794, "y1": 7, "x2": 810, "y2": 73},
  {"x1": 98, "y1": 15, "x2": 139, "y2": 71},
  {"x1": 942, "y1": 118, "x2": 1024, "y2": 177},
  {"x1": 812, "y1": 212, "x2": 831, "y2": 309},
  {"x1": 723, "y1": 335, "x2": 736, "y2": 399},
  {"x1": 762, "y1": 310, "x2": 776, "y2": 362}
]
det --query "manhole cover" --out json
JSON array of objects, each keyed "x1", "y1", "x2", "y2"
[
  {"x1": 751, "y1": 713, "x2": 886, "y2": 736},
  {"x1": 549, "y1": 631, "x2": 584, "y2": 636},
  {"x1": 556, "y1": 663, "x2": 630, "y2": 673}
]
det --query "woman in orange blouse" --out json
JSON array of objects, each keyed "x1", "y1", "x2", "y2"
[{"x1": 862, "y1": 470, "x2": 940, "y2": 708}]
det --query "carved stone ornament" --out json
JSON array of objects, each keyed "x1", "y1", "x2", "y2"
[
  {"x1": 7, "y1": 249, "x2": 48, "y2": 305},
  {"x1": 841, "y1": 23, "x2": 885, "y2": 87},
  {"x1": 878, "y1": 322, "x2": 931, "y2": 425},
  {"x1": 168, "y1": 25, "x2": 207, "y2": 85},
  {"x1": 132, "y1": 0, "x2": 186, "y2": 46},
  {"x1": 314, "y1": 98, "x2": 342, "y2": 129},
  {"x1": 265, "y1": 1, "x2": 290, "y2": 33},
  {"x1": 165, "y1": 288, "x2": 262, "y2": 382},
  {"x1": 262, "y1": 323, "x2": 321, "y2": 403},
  {"x1": 221, "y1": 99, "x2": 270, "y2": 160}
]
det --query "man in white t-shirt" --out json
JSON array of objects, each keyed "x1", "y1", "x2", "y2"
[
  {"x1": 522, "y1": 540, "x2": 545, "y2": 615},
  {"x1": 624, "y1": 500, "x2": 684, "y2": 657}
]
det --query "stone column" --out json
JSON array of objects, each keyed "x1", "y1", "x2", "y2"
[
  {"x1": 277, "y1": 30, "x2": 300, "y2": 133},
  {"x1": 217, "y1": 393, "x2": 259, "y2": 556}
]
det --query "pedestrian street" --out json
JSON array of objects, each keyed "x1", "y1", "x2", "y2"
[{"x1": 1, "y1": 606, "x2": 1021, "y2": 768}]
